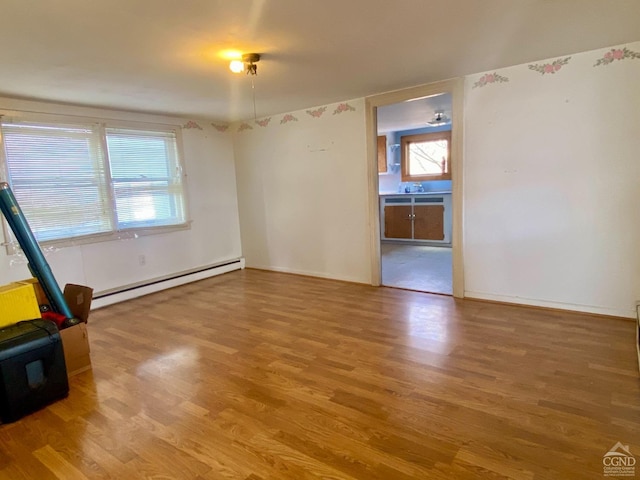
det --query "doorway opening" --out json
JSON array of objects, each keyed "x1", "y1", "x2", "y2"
[
  {"x1": 377, "y1": 92, "x2": 453, "y2": 294},
  {"x1": 365, "y1": 79, "x2": 464, "y2": 297}
]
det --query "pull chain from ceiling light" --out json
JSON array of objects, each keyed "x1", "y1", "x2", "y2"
[
  {"x1": 251, "y1": 75, "x2": 257, "y2": 121},
  {"x1": 229, "y1": 53, "x2": 261, "y2": 121}
]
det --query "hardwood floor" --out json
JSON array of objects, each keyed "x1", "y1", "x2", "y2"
[{"x1": 0, "y1": 269, "x2": 638, "y2": 479}]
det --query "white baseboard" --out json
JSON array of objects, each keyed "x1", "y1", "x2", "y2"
[
  {"x1": 247, "y1": 264, "x2": 367, "y2": 285},
  {"x1": 465, "y1": 290, "x2": 635, "y2": 319},
  {"x1": 92, "y1": 258, "x2": 245, "y2": 309}
]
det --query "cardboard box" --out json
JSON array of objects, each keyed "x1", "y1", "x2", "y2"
[
  {"x1": 64, "y1": 284, "x2": 92, "y2": 323},
  {"x1": 59, "y1": 322, "x2": 91, "y2": 376},
  {"x1": 61, "y1": 284, "x2": 94, "y2": 377},
  {"x1": 0, "y1": 283, "x2": 41, "y2": 328},
  {"x1": 17, "y1": 279, "x2": 94, "y2": 377}
]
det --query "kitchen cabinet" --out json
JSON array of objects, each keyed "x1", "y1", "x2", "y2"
[
  {"x1": 413, "y1": 205, "x2": 444, "y2": 240},
  {"x1": 384, "y1": 204, "x2": 412, "y2": 239},
  {"x1": 377, "y1": 135, "x2": 387, "y2": 173},
  {"x1": 380, "y1": 194, "x2": 451, "y2": 244}
]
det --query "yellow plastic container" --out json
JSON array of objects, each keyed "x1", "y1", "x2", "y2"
[{"x1": 0, "y1": 282, "x2": 41, "y2": 328}]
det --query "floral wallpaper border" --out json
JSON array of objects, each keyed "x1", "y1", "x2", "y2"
[
  {"x1": 470, "y1": 43, "x2": 638, "y2": 91},
  {"x1": 182, "y1": 101, "x2": 357, "y2": 135},
  {"x1": 186, "y1": 43, "x2": 639, "y2": 135},
  {"x1": 333, "y1": 103, "x2": 356, "y2": 115},
  {"x1": 528, "y1": 56, "x2": 571, "y2": 75},
  {"x1": 594, "y1": 47, "x2": 640, "y2": 66},
  {"x1": 231, "y1": 102, "x2": 358, "y2": 133},
  {"x1": 306, "y1": 106, "x2": 327, "y2": 118},
  {"x1": 182, "y1": 120, "x2": 203, "y2": 130},
  {"x1": 280, "y1": 114, "x2": 298, "y2": 124},
  {"x1": 472, "y1": 72, "x2": 509, "y2": 88},
  {"x1": 211, "y1": 123, "x2": 229, "y2": 132}
]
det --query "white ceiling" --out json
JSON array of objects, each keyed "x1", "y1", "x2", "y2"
[
  {"x1": 1, "y1": 1, "x2": 639, "y2": 122},
  {"x1": 377, "y1": 93, "x2": 452, "y2": 133}
]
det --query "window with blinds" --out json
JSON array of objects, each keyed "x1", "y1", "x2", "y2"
[
  {"x1": 0, "y1": 119, "x2": 188, "y2": 245},
  {"x1": 105, "y1": 127, "x2": 185, "y2": 230}
]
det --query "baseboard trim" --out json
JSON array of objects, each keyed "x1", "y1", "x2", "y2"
[
  {"x1": 92, "y1": 258, "x2": 245, "y2": 309},
  {"x1": 465, "y1": 291, "x2": 635, "y2": 320},
  {"x1": 246, "y1": 265, "x2": 368, "y2": 285}
]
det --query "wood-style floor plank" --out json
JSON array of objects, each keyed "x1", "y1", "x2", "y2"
[{"x1": 0, "y1": 269, "x2": 638, "y2": 479}]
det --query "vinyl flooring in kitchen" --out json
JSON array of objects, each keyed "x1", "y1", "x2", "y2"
[{"x1": 381, "y1": 243, "x2": 452, "y2": 295}]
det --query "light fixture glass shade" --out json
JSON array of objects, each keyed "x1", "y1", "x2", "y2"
[{"x1": 229, "y1": 60, "x2": 244, "y2": 73}]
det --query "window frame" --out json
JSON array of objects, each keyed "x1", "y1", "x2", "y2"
[
  {"x1": 0, "y1": 111, "x2": 191, "y2": 253},
  {"x1": 400, "y1": 130, "x2": 452, "y2": 182}
]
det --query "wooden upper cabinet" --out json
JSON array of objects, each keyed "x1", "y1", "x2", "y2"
[{"x1": 377, "y1": 135, "x2": 387, "y2": 173}]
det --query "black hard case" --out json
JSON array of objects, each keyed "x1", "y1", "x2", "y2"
[{"x1": 0, "y1": 319, "x2": 69, "y2": 423}]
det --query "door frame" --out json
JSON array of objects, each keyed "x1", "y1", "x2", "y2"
[{"x1": 365, "y1": 78, "x2": 465, "y2": 297}]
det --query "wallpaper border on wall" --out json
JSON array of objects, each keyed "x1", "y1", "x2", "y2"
[
  {"x1": 182, "y1": 120, "x2": 203, "y2": 130},
  {"x1": 183, "y1": 120, "x2": 233, "y2": 134},
  {"x1": 594, "y1": 47, "x2": 640, "y2": 66},
  {"x1": 306, "y1": 106, "x2": 327, "y2": 118},
  {"x1": 182, "y1": 120, "x2": 232, "y2": 134},
  {"x1": 472, "y1": 72, "x2": 509, "y2": 88},
  {"x1": 528, "y1": 56, "x2": 571, "y2": 75},
  {"x1": 470, "y1": 42, "x2": 640, "y2": 92},
  {"x1": 332, "y1": 103, "x2": 356, "y2": 115},
  {"x1": 211, "y1": 123, "x2": 230, "y2": 132},
  {"x1": 280, "y1": 114, "x2": 298, "y2": 124},
  {"x1": 232, "y1": 100, "x2": 360, "y2": 133}
]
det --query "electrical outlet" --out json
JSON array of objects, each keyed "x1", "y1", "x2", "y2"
[{"x1": 138, "y1": 254, "x2": 146, "y2": 266}]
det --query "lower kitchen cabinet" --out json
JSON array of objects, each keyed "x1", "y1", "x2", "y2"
[
  {"x1": 380, "y1": 194, "x2": 451, "y2": 244},
  {"x1": 413, "y1": 205, "x2": 444, "y2": 240},
  {"x1": 384, "y1": 205, "x2": 412, "y2": 239}
]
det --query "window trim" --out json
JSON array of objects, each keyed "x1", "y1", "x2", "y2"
[
  {"x1": 0, "y1": 111, "x2": 191, "y2": 253},
  {"x1": 400, "y1": 130, "x2": 452, "y2": 182}
]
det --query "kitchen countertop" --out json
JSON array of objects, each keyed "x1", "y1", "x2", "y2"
[{"x1": 379, "y1": 191, "x2": 451, "y2": 196}]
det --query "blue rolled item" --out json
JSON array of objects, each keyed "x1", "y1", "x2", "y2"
[{"x1": 0, "y1": 182, "x2": 74, "y2": 319}]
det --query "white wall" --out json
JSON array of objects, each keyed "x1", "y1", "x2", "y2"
[
  {"x1": 233, "y1": 100, "x2": 371, "y2": 283},
  {"x1": 233, "y1": 41, "x2": 640, "y2": 318},
  {"x1": 0, "y1": 97, "x2": 242, "y2": 295},
  {"x1": 463, "y1": 41, "x2": 640, "y2": 317}
]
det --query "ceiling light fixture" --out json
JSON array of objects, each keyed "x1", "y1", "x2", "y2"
[
  {"x1": 229, "y1": 60, "x2": 244, "y2": 73},
  {"x1": 229, "y1": 53, "x2": 261, "y2": 75},
  {"x1": 428, "y1": 110, "x2": 451, "y2": 126}
]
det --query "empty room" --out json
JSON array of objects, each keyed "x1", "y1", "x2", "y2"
[{"x1": 0, "y1": 1, "x2": 638, "y2": 479}]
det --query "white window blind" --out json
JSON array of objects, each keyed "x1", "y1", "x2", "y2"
[
  {"x1": 1, "y1": 122, "x2": 112, "y2": 242},
  {"x1": 0, "y1": 118, "x2": 188, "y2": 245},
  {"x1": 105, "y1": 128, "x2": 185, "y2": 230}
]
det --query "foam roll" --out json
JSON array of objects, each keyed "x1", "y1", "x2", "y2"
[{"x1": 0, "y1": 182, "x2": 73, "y2": 319}]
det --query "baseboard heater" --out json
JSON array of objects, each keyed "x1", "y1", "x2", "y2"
[{"x1": 91, "y1": 258, "x2": 244, "y2": 309}]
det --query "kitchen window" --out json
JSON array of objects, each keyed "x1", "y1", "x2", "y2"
[
  {"x1": 0, "y1": 117, "x2": 188, "y2": 247},
  {"x1": 400, "y1": 130, "x2": 451, "y2": 182}
]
